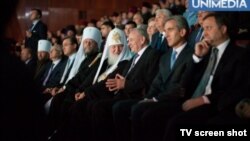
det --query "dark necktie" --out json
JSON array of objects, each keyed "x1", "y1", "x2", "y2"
[
  {"x1": 43, "y1": 63, "x2": 54, "y2": 86},
  {"x1": 192, "y1": 48, "x2": 219, "y2": 98},
  {"x1": 170, "y1": 50, "x2": 177, "y2": 69},
  {"x1": 125, "y1": 53, "x2": 139, "y2": 77},
  {"x1": 156, "y1": 33, "x2": 163, "y2": 50}
]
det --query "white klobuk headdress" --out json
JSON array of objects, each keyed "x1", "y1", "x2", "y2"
[{"x1": 38, "y1": 40, "x2": 51, "y2": 53}]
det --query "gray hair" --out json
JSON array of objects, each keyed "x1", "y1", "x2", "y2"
[
  {"x1": 166, "y1": 15, "x2": 189, "y2": 39},
  {"x1": 155, "y1": 9, "x2": 172, "y2": 19},
  {"x1": 51, "y1": 44, "x2": 63, "y2": 57},
  {"x1": 135, "y1": 26, "x2": 149, "y2": 44}
]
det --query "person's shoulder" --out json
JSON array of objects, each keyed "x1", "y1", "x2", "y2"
[
  {"x1": 183, "y1": 44, "x2": 195, "y2": 55},
  {"x1": 148, "y1": 47, "x2": 162, "y2": 58},
  {"x1": 37, "y1": 20, "x2": 47, "y2": 28},
  {"x1": 118, "y1": 60, "x2": 129, "y2": 67}
]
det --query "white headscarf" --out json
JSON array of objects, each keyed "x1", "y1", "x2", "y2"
[
  {"x1": 65, "y1": 27, "x2": 102, "y2": 84},
  {"x1": 93, "y1": 28, "x2": 132, "y2": 84}
]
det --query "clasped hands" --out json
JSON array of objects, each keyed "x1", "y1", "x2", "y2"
[{"x1": 105, "y1": 74, "x2": 125, "y2": 92}]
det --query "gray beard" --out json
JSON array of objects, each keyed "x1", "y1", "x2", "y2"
[{"x1": 108, "y1": 54, "x2": 119, "y2": 66}]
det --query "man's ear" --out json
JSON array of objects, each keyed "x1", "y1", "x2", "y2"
[
  {"x1": 221, "y1": 25, "x2": 227, "y2": 35},
  {"x1": 180, "y1": 28, "x2": 187, "y2": 38},
  {"x1": 141, "y1": 36, "x2": 146, "y2": 45}
]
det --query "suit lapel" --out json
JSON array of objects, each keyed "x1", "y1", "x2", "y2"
[
  {"x1": 32, "y1": 21, "x2": 40, "y2": 32},
  {"x1": 163, "y1": 45, "x2": 191, "y2": 82},
  {"x1": 151, "y1": 32, "x2": 160, "y2": 48},
  {"x1": 171, "y1": 45, "x2": 189, "y2": 70},
  {"x1": 124, "y1": 47, "x2": 151, "y2": 77},
  {"x1": 50, "y1": 61, "x2": 59, "y2": 77},
  {"x1": 162, "y1": 49, "x2": 172, "y2": 82},
  {"x1": 122, "y1": 58, "x2": 133, "y2": 76},
  {"x1": 213, "y1": 42, "x2": 233, "y2": 79},
  {"x1": 50, "y1": 59, "x2": 64, "y2": 78}
]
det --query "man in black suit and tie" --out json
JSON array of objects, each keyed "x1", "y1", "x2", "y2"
[
  {"x1": 113, "y1": 15, "x2": 193, "y2": 141},
  {"x1": 150, "y1": 9, "x2": 172, "y2": 54},
  {"x1": 25, "y1": 8, "x2": 47, "y2": 54},
  {"x1": 20, "y1": 47, "x2": 37, "y2": 77},
  {"x1": 188, "y1": 11, "x2": 214, "y2": 48},
  {"x1": 163, "y1": 13, "x2": 248, "y2": 141},
  {"x1": 41, "y1": 44, "x2": 67, "y2": 102}
]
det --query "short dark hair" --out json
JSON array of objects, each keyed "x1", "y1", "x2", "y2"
[
  {"x1": 63, "y1": 36, "x2": 78, "y2": 50},
  {"x1": 126, "y1": 21, "x2": 137, "y2": 28},
  {"x1": 102, "y1": 20, "x2": 115, "y2": 29},
  {"x1": 65, "y1": 25, "x2": 76, "y2": 35},
  {"x1": 31, "y1": 8, "x2": 42, "y2": 18},
  {"x1": 203, "y1": 13, "x2": 231, "y2": 35},
  {"x1": 166, "y1": 15, "x2": 190, "y2": 39}
]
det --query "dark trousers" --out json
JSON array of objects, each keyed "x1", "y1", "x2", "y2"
[
  {"x1": 64, "y1": 98, "x2": 98, "y2": 141},
  {"x1": 113, "y1": 99, "x2": 140, "y2": 141},
  {"x1": 91, "y1": 98, "x2": 136, "y2": 141},
  {"x1": 47, "y1": 92, "x2": 67, "y2": 135},
  {"x1": 130, "y1": 101, "x2": 183, "y2": 141},
  {"x1": 47, "y1": 91, "x2": 77, "y2": 141}
]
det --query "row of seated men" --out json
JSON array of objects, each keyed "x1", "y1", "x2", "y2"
[{"x1": 20, "y1": 13, "x2": 250, "y2": 141}]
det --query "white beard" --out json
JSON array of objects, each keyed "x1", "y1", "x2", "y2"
[{"x1": 108, "y1": 53, "x2": 119, "y2": 66}]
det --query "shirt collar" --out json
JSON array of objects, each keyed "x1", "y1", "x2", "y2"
[
  {"x1": 32, "y1": 19, "x2": 40, "y2": 25},
  {"x1": 25, "y1": 59, "x2": 31, "y2": 64},
  {"x1": 173, "y1": 42, "x2": 187, "y2": 57},
  {"x1": 69, "y1": 52, "x2": 77, "y2": 60},
  {"x1": 52, "y1": 59, "x2": 61, "y2": 67},
  {"x1": 137, "y1": 45, "x2": 148, "y2": 57},
  {"x1": 216, "y1": 38, "x2": 230, "y2": 54}
]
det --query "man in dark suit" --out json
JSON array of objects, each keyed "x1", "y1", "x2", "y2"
[
  {"x1": 48, "y1": 36, "x2": 78, "y2": 95},
  {"x1": 25, "y1": 8, "x2": 47, "y2": 53},
  {"x1": 113, "y1": 15, "x2": 193, "y2": 141},
  {"x1": 41, "y1": 45, "x2": 66, "y2": 93},
  {"x1": 163, "y1": 13, "x2": 248, "y2": 141},
  {"x1": 20, "y1": 47, "x2": 37, "y2": 77},
  {"x1": 150, "y1": 9, "x2": 172, "y2": 54},
  {"x1": 188, "y1": 11, "x2": 214, "y2": 48}
]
